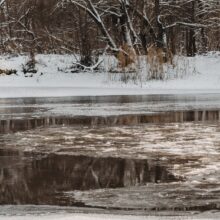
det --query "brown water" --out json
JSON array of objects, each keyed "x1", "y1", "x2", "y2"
[
  {"x1": 0, "y1": 152, "x2": 178, "y2": 206},
  {"x1": 1, "y1": 95, "x2": 220, "y2": 215},
  {"x1": 0, "y1": 110, "x2": 220, "y2": 133}
]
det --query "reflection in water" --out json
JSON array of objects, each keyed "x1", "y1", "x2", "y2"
[
  {"x1": 0, "y1": 153, "x2": 177, "y2": 206},
  {"x1": 1, "y1": 95, "x2": 220, "y2": 213},
  {"x1": 0, "y1": 110, "x2": 220, "y2": 133}
]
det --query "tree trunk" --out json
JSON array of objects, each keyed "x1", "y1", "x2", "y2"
[
  {"x1": 186, "y1": 1, "x2": 197, "y2": 56},
  {"x1": 155, "y1": 0, "x2": 165, "y2": 48}
]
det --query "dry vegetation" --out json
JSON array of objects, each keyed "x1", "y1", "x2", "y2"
[{"x1": 0, "y1": 0, "x2": 219, "y2": 79}]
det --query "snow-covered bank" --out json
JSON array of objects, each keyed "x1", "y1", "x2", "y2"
[
  {"x1": 0, "y1": 205, "x2": 219, "y2": 220},
  {"x1": 0, "y1": 213, "x2": 149, "y2": 220},
  {"x1": 1, "y1": 213, "x2": 220, "y2": 220},
  {"x1": 0, "y1": 214, "x2": 146, "y2": 220},
  {"x1": 0, "y1": 53, "x2": 219, "y2": 98}
]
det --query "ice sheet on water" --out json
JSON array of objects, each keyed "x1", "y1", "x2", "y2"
[
  {"x1": 2, "y1": 94, "x2": 220, "y2": 120},
  {"x1": 1, "y1": 122, "x2": 220, "y2": 180},
  {"x1": 1, "y1": 122, "x2": 220, "y2": 211}
]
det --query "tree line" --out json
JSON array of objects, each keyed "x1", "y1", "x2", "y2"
[{"x1": 0, "y1": 0, "x2": 219, "y2": 67}]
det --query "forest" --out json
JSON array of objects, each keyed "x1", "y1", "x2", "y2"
[{"x1": 0, "y1": 0, "x2": 219, "y2": 76}]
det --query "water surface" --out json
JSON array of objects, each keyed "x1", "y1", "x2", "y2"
[{"x1": 1, "y1": 94, "x2": 220, "y2": 216}]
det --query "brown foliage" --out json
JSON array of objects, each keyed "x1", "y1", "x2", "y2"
[
  {"x1": 117, "y1": 44, "x2": 137, "y2": 69},
  {"x1": 147, "y1": 45, "x2": 173, "y2": 80},
  {"x1": 0, "y1": 69, "x2": 17, "y2": 76}
]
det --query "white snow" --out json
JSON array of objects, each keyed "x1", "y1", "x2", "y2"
[
  {"x1": 0, "y1": 53, "x2": 219, "y2": 98},
  {"x1": 0, "y1": 213, "x2": 219, "y2": 220},
  {"x1": 0, "y1": 214, "x2": 149, "y2": 220}
]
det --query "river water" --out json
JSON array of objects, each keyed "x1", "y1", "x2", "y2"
[{"x1": 0, "y1": 94, "x2": 220, "y2": 218}]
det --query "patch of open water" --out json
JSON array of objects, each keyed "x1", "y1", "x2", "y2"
[
  {"x1": 1, "y1": 122, "x2": 220, "y2": 212},
  {"x1": 0, "y1": 95, "x2": 220, "y2": 216}
]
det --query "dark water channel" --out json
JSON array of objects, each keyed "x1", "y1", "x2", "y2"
[
  {"x1": 0, "y1": 152, "x2": 177, "y2": 206},
  {"x1": 1, "y1": 94, "x2": 220, "y2": 215}
]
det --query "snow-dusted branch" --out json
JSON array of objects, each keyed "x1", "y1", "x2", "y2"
[
  {"x1": 59, "y1": 0, "x2": 118, "y2": 51},
  {"x1": 164, "y1": 22, "x2": 208, "y2": 29},
  {"x1": 72, "y1": 58, "x2": 104, "y2": 72},
  {"x1": 0, "y1": 0, "x2": 5, "y2": 8}
]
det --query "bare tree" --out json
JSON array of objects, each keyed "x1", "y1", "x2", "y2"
[{"x1": 0, "y1": 0, "x2": 219, "y2": 63}]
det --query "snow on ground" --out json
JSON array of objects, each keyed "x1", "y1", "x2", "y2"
[
  {"x1": 0, "y1": 213, "x2": 220, "y2": 220},
  {"x1": 0, "y1": 53, "x2": 219, "y2": 98},
  {"x1": 0, "y1": 214, "x2": 149, "y2": 220}
]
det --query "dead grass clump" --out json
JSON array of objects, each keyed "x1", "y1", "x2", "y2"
[
  {"x1": 117, "y1": 44, "x2": 137, "y2": 71},
  {"x1": 147, "y1": 45, "x2": 173, "y2": 80},
  {"x1": 0, "y1": 69, "x2": 17, "y2": 76},
  {"x1": 22, "y1": 51, "x2": 38, "y2": 76}
]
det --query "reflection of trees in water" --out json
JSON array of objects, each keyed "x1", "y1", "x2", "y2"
[
  {"x1": 1, "y1": 110, "x2": 220, "y2": 133},
  {"x1": 0, "y1": 154, "x2": 177, "y2": 205}
]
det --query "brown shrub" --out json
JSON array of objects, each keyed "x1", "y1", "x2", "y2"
[
  {"x1": 147, "y1": 45, "x2": 174, "y2": 80},
  {"x1": 117, "y1": 44, "x2": 137, "y2": 70},
  {"x1": 0, "y1": 69, "x2": 17, "y2": 75}
]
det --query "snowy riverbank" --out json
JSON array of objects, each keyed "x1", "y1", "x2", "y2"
[
  {"x1": 0, "y1": 53, "x2": 219, "y2": 98},
  {"x1": 1, "y1": 211, "x2": 220, "y2": 220},
  {"x1": 0, "y1": 215, "x2": 218, "y2": 220}
]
